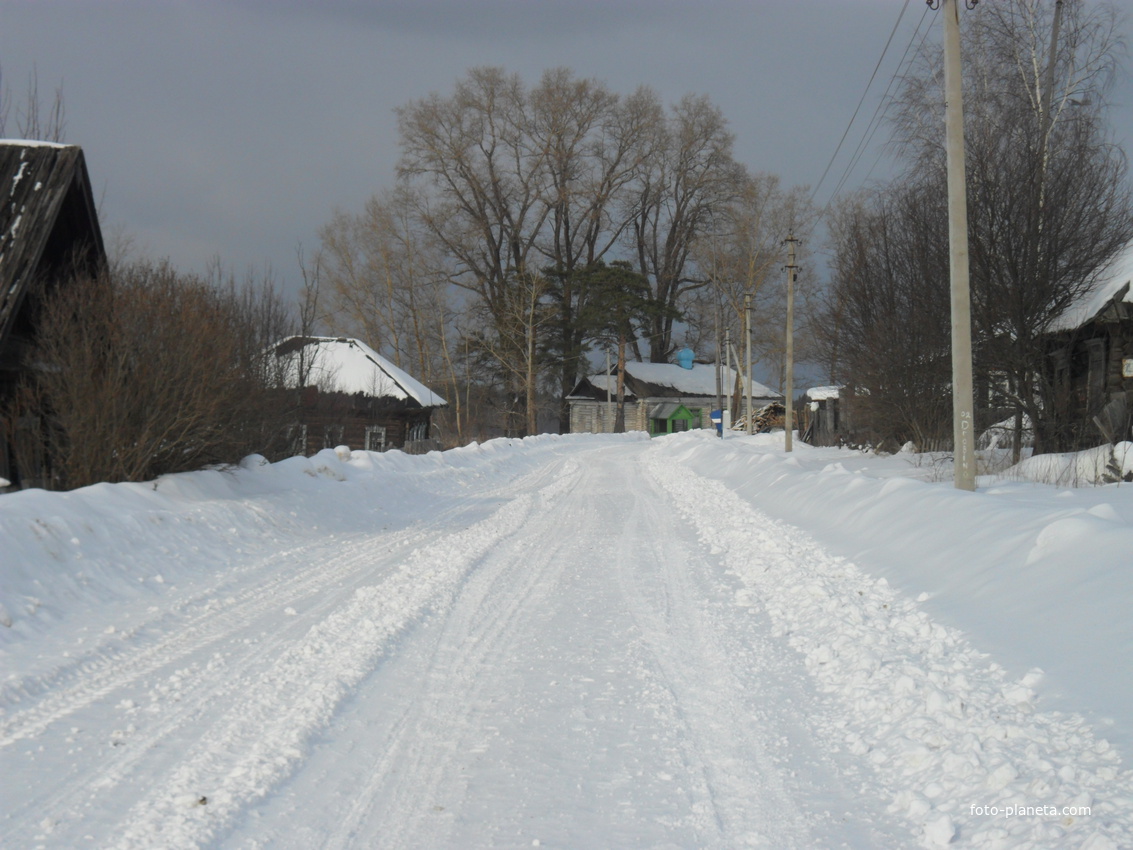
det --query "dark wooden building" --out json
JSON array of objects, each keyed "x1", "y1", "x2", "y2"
[
  {"x1": 272, "y1": 336, "x2": 448, "y2": 455},
  {"x1": 1, "y1": 142, "x2": 106, "y2": 490},
  {"x1": 1045, "y1": 246, "x2": 1133, "y2": 451}
]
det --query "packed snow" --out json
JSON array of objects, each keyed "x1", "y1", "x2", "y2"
[{"x1": 2, "y1": 432, "x2": 1131, "y2": 848}]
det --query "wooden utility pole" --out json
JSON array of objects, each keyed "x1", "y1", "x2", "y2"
[
  {"x1": 941, "y1": 0, "x2": 977, "y2": 490},
  {"x1": 605, "y1": 348, "x2": 612, "y2": 433},
  {"x1": 784, "y1": 234, "x2": 798, "y2": 452}
]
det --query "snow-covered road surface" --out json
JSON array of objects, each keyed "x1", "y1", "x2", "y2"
[{"x1": 2, "y1": 434, "x2": 1131, "y2": 848}]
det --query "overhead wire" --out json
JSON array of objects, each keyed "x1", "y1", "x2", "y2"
[
  {"x1": 826, "y1": 5, "x2": 934, "y2": 206},
  {"x1": 808, "y1": 0, "x2": 913, "y2": 206}
]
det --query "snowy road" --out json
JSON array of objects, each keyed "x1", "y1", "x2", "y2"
[{"x1": 3, "y1": 435, "x2": 1131, "y2": 848}]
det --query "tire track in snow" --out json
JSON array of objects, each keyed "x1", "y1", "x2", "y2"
[
  {"x1": 645, "y1": 444, "x2": 1133, "y2": 850},
  {"x1": 106, "y1": 458, "x2": 585, "y2": 850},
  {"x1": 306, "y1": 446, "x2": 891, "y2": 849},
  {"x1": 0, "y1": 504, "x2": 472, "y2": 750},
  {"x1": 612, "y1": 452, "x2": 901, "y2": 848},
  {"x1": 0, "y1": 451, "x2": 572, "y2": 749},
  {"x1": 2, "y1": 530, "x2": 429, "y2": 845},
  {"x1": 610, "y1": 473, "x2": 812, "y2": 848},
  {"x1": 317, "y1": 458, "x2": 585, "y2": 850}
]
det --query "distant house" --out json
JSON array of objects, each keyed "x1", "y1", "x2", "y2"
[
  {"x1": 1044, "y1": 242, "x2": 1133, "y2": 450},
  {"x1": 0, "y1": 141, "x2": 106, "y2": 490},
  {"x1": 567, "y1": 354, "x2": 781, "y2": 436},
  {"x1": 271, "y1": 336, "x2": 448, "y2": 455}
]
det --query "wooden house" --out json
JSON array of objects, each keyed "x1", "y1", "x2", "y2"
[
  {"x1": 567, "y1": 355, "x2": 781, "y2": 437},
  {"x1": 1, "y1": 141, "x2": 106, "y2": 490},
  {"x1": 271, "y1": 336, "x2": 448, "y2": 455},
  {"x1": 1044, "y1": 243, "x2": 1133, "y2": 450}
]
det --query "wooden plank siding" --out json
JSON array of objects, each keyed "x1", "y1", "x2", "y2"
[
  {"x1": 285, "y1": 387, "x2": 439, "y2": 457},
  {"x1": 1, "y1": 142, "x2": 106, "y2": 490}
]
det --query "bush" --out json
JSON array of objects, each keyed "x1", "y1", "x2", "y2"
[{"x1": 17, "y1": 261, "x2": 295, "y2": 488}]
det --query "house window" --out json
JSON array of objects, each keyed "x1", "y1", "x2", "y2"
[
  {"x1": 671, "y1": 418, "x2": 689, "y2": 432},
  {"x1": 365, "y1": 425, "x2": 387, "y2": 452},
  {"x1": 323, "y1": 424, "x2": 344, "y2": 449}
]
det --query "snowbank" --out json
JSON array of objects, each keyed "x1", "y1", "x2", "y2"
[
  {"x1": 667, "y1": 430, "x2": 1133, "y2": 761},
  {"x1": 1007, "y1": 441, "x2": 1133, "y2": 486}
]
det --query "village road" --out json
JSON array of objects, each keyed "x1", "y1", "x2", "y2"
[{"x1": 3, "y1": 440, "x2": 906, "y2": 849}]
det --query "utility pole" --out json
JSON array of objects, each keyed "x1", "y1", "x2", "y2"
[
  {"x1": 745, "y1": 293, "x2": 753, "y2": 435},
  {"x1": 715, "y1": 301, "x2": 723, "y2": 437},
  {"x1": 605, "y1": 347, "x2": 612, "y2": 433},
  {"x1": 784, "y1": 234, "x2": 798, "y2": 452},
  {"x1": 938, "y1": 0, "x2": 978, "y2": 490},
  {"x1": 724, "y1": 327, "x2": 732, "y2": 433}
]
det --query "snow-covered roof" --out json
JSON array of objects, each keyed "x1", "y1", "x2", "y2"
[
  {"x1": 806, "y1": 386, "x2": 841, "y2": 401},
  {"x1": 273, "y1": 336, "x2": 447, "y2": 408},
  {"x1": 1050, "y1": 241, "x2": 1133, "y2": 332},
  {"x1": 584, "y1": 361, "x2": 780, "y2": 400},
  {"x1": 0, "y1": 138, "x2": 70, "y2": 149}
]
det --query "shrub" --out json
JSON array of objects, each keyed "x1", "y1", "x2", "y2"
[{"x1": 18, "y1": 261, "x2": 294, "y2": 488}]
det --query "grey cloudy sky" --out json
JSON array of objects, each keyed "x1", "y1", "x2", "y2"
[{"x1": 4, "y1": 0, "x2": 1133, "y2": 298}]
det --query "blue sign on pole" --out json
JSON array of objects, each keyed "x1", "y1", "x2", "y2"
[{"x1": 710, "y1": 409, "x2": 723, "y2": 436}]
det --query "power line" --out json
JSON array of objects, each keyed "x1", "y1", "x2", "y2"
[
  {"x1": 826, "y1": 5, "x2": 933, "y2": 205},
  {"x1": 809, "y1": 0, "x2": 914, "y2": 206}
]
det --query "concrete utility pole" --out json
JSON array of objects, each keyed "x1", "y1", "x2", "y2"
[
  {"x1": 724, "y1": 327, "x2": 732, "y2": 433},
  {"x1": 744, "y1": 294, "x2": 753, "y2": 435},
  {"x1": 939, "y1": 0, "x2": 978, "y2": 491},
  {"x1": 715, "y1": 301, "x2": 723, "y2": 437},
  {"x1": 784, "y1": 234, "x2": 798, "y2": 452}
]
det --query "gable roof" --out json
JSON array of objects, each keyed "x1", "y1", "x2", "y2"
[
  {"x1": 650, "y1": 401, "x2": 695, "y2": 419},
  {"x1": 0, "y1": 141, "x2": 105, "y2": 354},
  {"x1": 272, "y1": 336, "x2": 448, "y2": 408},
  {"x1": 1050, "y1": 239, "x2": 1133, "y2": 332},
  {"x1": 569, "y1": 361, "x2": 781, "y2": 401}
]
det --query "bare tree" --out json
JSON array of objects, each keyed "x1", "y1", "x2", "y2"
[
  {"x1": 888, "y1": 0, "x2": 1133, "y2": 457},
  {"x1": 530, "y1": 70, "x2": 662, "y2": 428},
  {"x1": 318, "y1": 187, "x2": 463, "y2": 441},
  {"x1": 0, "y1": 64, "x2": 66, "y2": 142},
  {"x1": 686, "y1": 173, "x2": 816, "y2": 387},
  {"x1": 626, "y1": 93, "x2": 745, "y2": 362},
  {"x1": 19, "y1": 261, "x2": 295, "y2": 488},
  {"x1": 396, "y1": 67, "x2": 552, "y2": 433},
  {"x1": 818, "y1": 181, "x2": 953, "y2": 450},
  {"x1": 333, "y1": 68, "x2": 761, "y2": 438}
]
